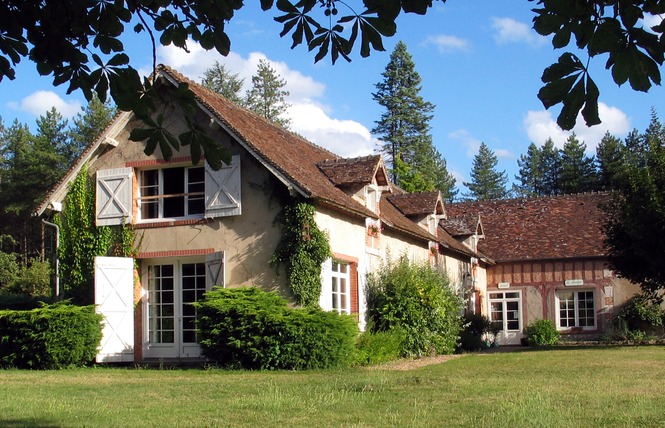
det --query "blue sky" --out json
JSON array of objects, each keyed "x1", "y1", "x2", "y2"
[{"x1": 2, "y1": 1, "x2": 664, "y2": 193}]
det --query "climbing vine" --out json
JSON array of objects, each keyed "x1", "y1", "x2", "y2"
[
  {"x1": 56, "y1": 165, "x2": 139, "y2": 305},
  {"x1": 270, "y1": 200, "x2": 331, "y2": 308}
]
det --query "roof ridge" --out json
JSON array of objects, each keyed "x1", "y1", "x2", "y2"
[{"x1": 157, "y1": 64, "x2": 340, "y2": 160}]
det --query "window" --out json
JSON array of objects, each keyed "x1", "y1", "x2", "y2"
[
  {"x1": 556, "y1": 290, "x2": 595, "y2": 329},
  {"x1": 366, "y1": 187, "x2": 378, "y2": 213},
  {"x1": 139, "y1": 166, "x2": 205, "y2": 219},
  {"x1": 331, "y1": 260, "x2": 350, "y2": 314}
]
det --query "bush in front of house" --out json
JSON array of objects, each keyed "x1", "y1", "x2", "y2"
[
  {"x1": 524, "y1": 319, "x2": 560, "y2": 346},
  {"x1": 0, "y1": 303, "x2": 103, "y2": 369},
  {"x1": 610, "y1": 293, "x2": 664, "y2": 341},
  {"x1": 196, "y1": 287, "x2": 359, "y2": 370},
  {"x1": 366, "y1": 257, "x2": 463, "y2": 357},
  {"x1": 459, "y1": 313, "x2": 497, "y2": 351},
  {"x1": 354, "y1": 328, "x2": 404, "y2": 366}
]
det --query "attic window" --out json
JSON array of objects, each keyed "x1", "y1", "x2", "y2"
[{"x1": 139, "y1": 166, "x2": 205, "y2": 219}]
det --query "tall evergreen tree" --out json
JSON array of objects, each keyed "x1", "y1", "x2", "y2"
[
  {"x1": 372, "y1": 41, "x2": 454, "y2": 195},
  {"x1": 245, "y1": 59, "x2": 291, "y2": 129},
  {"x1": 596, "y1": 131, "x2": 626, "y2": 190},
  {"x1": 514, "y1": 142, "x2": 544, "y2": 197},
  {"x1": 539, "y1": 138, "x2": 563, "y2": 195},
  {"x1": 464, "y1": 142, "x2": 509, "y2": 200},
  {"x1": 201, "y1": 61, "x2": 245, "y2": 105},
  {"x1": 603, "y1": 113, "x2": 665, "y2": 296},
  {"x1": 69, "y1": 97, "x2": 116, "y2": 163},
  {"x1": 559, "y1": 133, "x2": 597, "y2": 194},
  {"x1": 34, "y1": 108, "x2": 69, "y2": 176}
]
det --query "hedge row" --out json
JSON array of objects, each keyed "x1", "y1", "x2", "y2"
[
  {"x1": 197, "y1": 287, "x2": 359, "y2": 370},
  {"x1": 0, "y1": 303, "x2": 102, "y2": 369}
]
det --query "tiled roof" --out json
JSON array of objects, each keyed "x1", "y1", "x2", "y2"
[
  {"x1": 440, "y1": 217, "x2": 477, "y2": 237},
  {"x1": 317, "y1": 155, "x2": 388, "y2": 186},
  {"x1": 446, "y1": 193, "x2": 611, "y2": 262},
  {"x1": 387, "y1": 191, "x2": 444, "y2": 216},
  {"x1": 158, "y1": 65, "x2": 376, "y2": 220}
]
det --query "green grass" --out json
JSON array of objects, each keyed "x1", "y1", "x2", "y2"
[{"x1": 1, "y1": 346, "x2": 664, "y2": 427}]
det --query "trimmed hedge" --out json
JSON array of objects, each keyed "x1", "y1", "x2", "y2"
[
  {"x1": 0, "y1": 303, "x2": 103, "y2": 369},
  {"x1": 196, "y1": 287, "x2": 359, "y2": 370}
]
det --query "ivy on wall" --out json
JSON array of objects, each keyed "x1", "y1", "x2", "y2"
[
  {"x1": 56, "y1": 165, "x2": 139, "y2": 305},
  {"x1": 270, "y1": 200, "x2": 331, "y2": 308}
]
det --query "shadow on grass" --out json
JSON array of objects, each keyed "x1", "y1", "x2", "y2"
[{"x1": 0, "y1": 419, "x2": 60, "y2": 427}]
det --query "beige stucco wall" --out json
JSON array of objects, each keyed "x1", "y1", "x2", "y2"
[{"x1": 87, "y1": 108, "x2": 290, "y2": 297}]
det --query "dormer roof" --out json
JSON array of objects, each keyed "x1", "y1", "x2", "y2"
[
  {"x1": 317, "y1": 155, "x2": 389, "y2": 187},
  {"x1": 386, "y1": 191, "x2": 445, "y2": 217},
  {"x1": 440, "y1": 215, "x2": 484, "y2": 238}
]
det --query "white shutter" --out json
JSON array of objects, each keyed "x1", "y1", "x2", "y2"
[
  {"x1": 94, "y1": 256, "x2": 135, "y2": 363},
  {"x1": 318, "y1": 258, "x2": 332, "y2": 310},
  {"x1": 205, "y1": 155, "x2": 241, "y2": 218},
  {"x1": 205, "y1": 251, "x2": 225, "y2": 289},
  {"x1": 96, "y1": 167, "x2": 133, "y2": 226}
]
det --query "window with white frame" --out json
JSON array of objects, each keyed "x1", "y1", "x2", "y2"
[
  {"x1": 331, "y1": 260, "x2": 350, "y2": 314},
  {"x1": 556, "y1": 290, "x2": 596, "y2": 329},
  {"x1": 139, "y1": 166, "x2": 205, "y2": 219}
]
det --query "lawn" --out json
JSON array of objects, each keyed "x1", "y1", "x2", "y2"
[{"x1": 0, "y1": 346, "x2": 663, "y2": 427}]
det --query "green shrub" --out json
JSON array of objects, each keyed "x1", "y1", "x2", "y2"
[
  {"x1": 0, "y1": 303, "x2": 103, "y2": 369},
  {"x1": 9, "y1": 258, "x2": 52, "y2": 297},
  {"x1": 616, "y1": 294, "x2": 664, "y2": 332},
  {"x1": 524, "y1": 319, "x2": 560, "y2": 346},
  {"x1": 459, "y1": 313, "x2": 496, "y2": 351},
  {"x1": 0, "y1": 251, "x2": 19, "y2": 290},
  {"x1": 366, "y1": 257, "x2": 463, "y2": 357},
  {"x1": 196, "y1": 287, "x2": 359, "y2": 370},
  {"x1": 354, "y1": 328, "x2": 404, "y2": 366}
]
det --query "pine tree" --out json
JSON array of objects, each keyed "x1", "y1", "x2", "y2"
[
  {"x1": 201, "y1": 61, "x2": 245, "y2": 105},
  {"x1": 539, "y1": 138, "x2": 563, "y2": 195},
  {"x1": 464, "y1": 142, "x2": 509, "y2": 200},
  {"x1": 596, "y1": 131, "x2": 626, "y2": 190},
  {"x1": 69, "y1": 96, "x2": 116, "y2": 163},
  {"x1": 34, "y1": 108, "x2": 70, "y2": 175},
  {"x1": 372, "y1": 41, "x2": 454, "y2": 196},
  {"x1": 559, "y1": 133, "x2": 597, "y2": 194},
  {"x1": 245, "y1": 59, "x2": 291, "y2": 129},
  {"x1": 514, "y1": 142, "x2": 544, "y2": 197}
]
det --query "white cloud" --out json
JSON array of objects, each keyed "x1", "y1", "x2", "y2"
[
  {"x1": 423, "y1": 35, "x2": 471, "y2": 53},
  {"x1": 287, "y1": 101, "x2": 375, "y2": 158},
  {"x1": 14, "y1": 91, "x2": 82, "y2": 118},
  {"x1": 523, "y1": 103, "x2": 631, "y2": 151},
  {"x1": 495, "y1": 148, "x2": 513, "y2": 159},
  {"x1": 448, "y1": 129, "x2": 482, "y2": 157},
  {"x1": 491, "y1": 17, "x2": 547, "y2": 47}
]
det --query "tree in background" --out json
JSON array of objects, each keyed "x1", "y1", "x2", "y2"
[
  {"x1": 464, "y1": 142, "x2": 509, "y2": 201},
  {"x1": 603, "y1": 114, "x2": 665, "y2": 298},
  {"x1": 514, "y1": 142, "x2": 544, "y2": 197},
  {"x1": 596, "y1": 131, "x2": 626, "y2": 190},
  {"x1": 373, "y1": 41, "x2": 456, "y2": 197},
  {"x1": 201, "y1": 61, "x2": 245, "y2": 106},
  {"x1": 539, "y1": 138, "x2": 563, "y2": 196},
  {"x1": 69, "y1": 97, "x2": 116, "y2": 163},
  {"x1": 559, "y1": 134, "x2": 597, "y2": 194},
  {"x1": 245, "y1": 59, "x2": 292, "y2": 129}
]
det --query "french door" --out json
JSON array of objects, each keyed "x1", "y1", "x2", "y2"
[
  {"x1": 144, "y1": 259, "x2": 207, "y2": 359},
  {"x1": 488, "y1": 291, "x2": 522, "y2": 345}
]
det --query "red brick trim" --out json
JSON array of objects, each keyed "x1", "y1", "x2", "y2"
[
  {"x1": 332, "y1": 252, "x2": 359, "y2": 264},
  {"x1": 133, "y1": 218, "x2": 211, "y2": 229},
  {"x1": 126, "y1": 156, "x2": 199, "y2": 167},
  {"x1": 136, "y1": 248, "x2": 215, "y2": 259}
]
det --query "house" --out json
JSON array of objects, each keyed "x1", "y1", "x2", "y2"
[
  {"x1": 446, "y1": 193, "x2": 641, "y2": 345},
  {"x1": 35, "y1": 65, "x2": 484, "y2": 362}
]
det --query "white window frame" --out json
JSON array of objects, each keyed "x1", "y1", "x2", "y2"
[
  {"x1": 330, "y1": 260, "x2": 350, "y2": 315},
  {"x1": 555, "y1": 289, "x2": 596, "y2": 330},
  {"x1": 138, "y1": 165, "x2": 205, "y2": 221}
]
